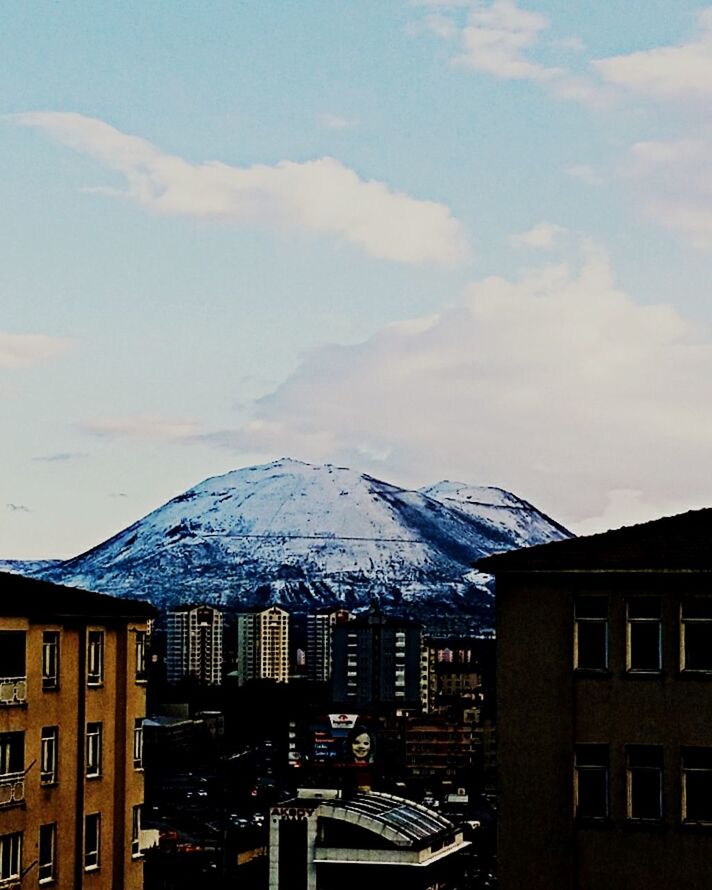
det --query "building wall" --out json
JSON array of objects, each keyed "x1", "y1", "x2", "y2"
[{"x1": 498, "y1": 572, "x2": 712, "y2": 890}]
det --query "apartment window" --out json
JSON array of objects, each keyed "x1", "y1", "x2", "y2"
[
  {"x1": 40, "y1": 727, "x2": 58, "y2": 786},
  {"x1": 131, "y1": 805, "x2": 141, "y2": 858},
  {"x1": 133, "y1": 719, "x2": 144, "y2": 770},
  {"x1": 135, "y1": 631, "x2": 147, "y2": 682},
  {"x1": 87, "y1": 632, "x2": 104, "y2": 686},
  {"x1": 0, "y1": 732, "x2": 23, "y2": 776},
  {"x1": 680, "y1": 599, "x2": 712, "y2": 672},
  {"x1": 627, "y1": 746, "x2": 663, "y2": 821},
  {"x1": 38, "y1": 823, "x2": 56, "y2": 884},
  {"x1": 86, "y1": 723, "x2": 102, "y2": 778},
  {"x1": 574, "y1": 745, "x2": 609, "y2": 820},
  {"x1": 627, "y1": 599, "x2": 662, "y2": 673},
  {"x1": 574, "y1": 598, "x2": 608, "y2": 671},
  {"x1": 0, "y1": 832, "x2": 21, "y2": 883},
  {"x1": 84, "y1": 813, "x2": 100, "y2": 870},
  {"x1": 682, "y1": 748, "x2": 712, "y2": 824},
  {"x1": 42, "y1": 632, "x2": 60, "y2": 690}
]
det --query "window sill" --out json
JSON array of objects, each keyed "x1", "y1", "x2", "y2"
[
  {"x1": 38, "y1": 877, "x2": 56, "y2": 886},
  {"x1": 574, "y1": 817, "x2": 610, "y2": 829},
  {"x1": 86, "y1": 682, "x2": 104, "y2": 689},
  {"x1": 574, "y1": 669, "x2": 611, "y2": 677},
  {"x1": 42, "y1": 684, "x2": 60, "y2": 692},
  {"x1": 40, "y1": 780, "x2": 58, "y2": 788},
  {"x1": 135, "y1": 678, "x2": 148, "y2": 686},
  {"x1": 623, "y1": 670, "x2": 664, "y2": 679},
  {"x1": 679, "y1": 670, "x2": 712, "y2": 679},
  {"x1": 84, "y1": 865, "x2": 100, "y2": 873},
  {"x1": 86, "y1": 774, "x2": 102, "y2": 781}
]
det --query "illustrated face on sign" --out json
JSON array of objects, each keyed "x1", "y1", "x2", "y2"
[{"x1": 351, "y1": 731, "x2": 371, "y2": 761}]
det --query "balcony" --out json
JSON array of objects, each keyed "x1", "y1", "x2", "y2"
[
  {"x1": 0, "y1": 771, "x2": 25, "y2": 808},
  {"x1": 0, "y1": 678, "x2": 27, "y2": 706}
]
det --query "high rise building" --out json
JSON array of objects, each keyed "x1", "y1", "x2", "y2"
[
  {"x1": 306, "y1": 608, "x2": 353, "y2": 682},
  {"x1": 331, "y1": 605, "x2": 422, "y2": 708},
  {"x1": 0, "y1": 570, "x2": 154, "y2": 890},
  {"x1": 166, "y1": 605, "x2": 223, "y2": 686},
  {"x1": 236, "y1": 606, "x2": 289, "y2": 685},
  {"x1": 479, "y1": 508, "x2": 712, "y2": 890}
]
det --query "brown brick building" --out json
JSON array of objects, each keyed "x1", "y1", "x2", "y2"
[
  {"x1": 478, "y1": 509, "x2": 712, "y2": 890},
  {"x1": 0, "y1": 571, "x2": 154, "y2": 889}
]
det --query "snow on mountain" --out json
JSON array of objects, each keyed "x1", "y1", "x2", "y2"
[
  {"x1": 30, "y1": 458, "x2": 570, "y2": 621},
  {"x1": 419, "y1": 481, "x2": 571, "y2": 549}
]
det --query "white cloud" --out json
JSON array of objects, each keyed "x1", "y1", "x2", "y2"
[
  {"x1": 595, "y1": 8, "x2": 712, "y2": 102},
  {"x1": 80, "y1": 415, "x2": 200, "y2": 441},
  {"x1": 213, "y1": 242, "x2": 712, "y2": 531},
  {"x1": 510, "y1": 221, "x2": 566, "y2": 249},
  {"x1": 317, "y1": 113, "x2": 358, "y2": 131},
  {"x1": 15, "y1": 112, "x2": 468, "y2": 267},
  {"x1": 565, "y1": 164, "x2": 602, "y2": 185},
  {"x1": 0, "y1": 332, "x2": 72, "y2": 369}
]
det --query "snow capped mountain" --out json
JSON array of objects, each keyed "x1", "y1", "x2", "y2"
[{"x1": 28, "y1": 458, "x2": 570, "y2": 622}]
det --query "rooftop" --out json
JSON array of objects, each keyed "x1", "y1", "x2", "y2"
[
  {"x1": 476, "y1": 507, "x2": 712, "y2": 573},
  {"x1": 0, "y1": 570, "x2": 156, "y2": 620}
]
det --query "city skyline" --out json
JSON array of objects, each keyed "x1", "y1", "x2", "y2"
[{"x1": 4, "y1": 1, "x2": 712, "y2": 558}]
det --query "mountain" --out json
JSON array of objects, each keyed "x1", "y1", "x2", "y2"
[{"x1": 22, "y1": 459, "x2": 571, "y2": 625}]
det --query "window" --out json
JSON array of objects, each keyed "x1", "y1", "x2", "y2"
[
  {"x1": 0, "y1": 733, "x2": 23, "y2": 776},
  {"x1": 574, "y1": 598, "x2": 608, "y2": 671},
  {"x1": 135, "y1": 631, "x2": 147, "y2": 682},
  {"x1": 133, "y1": 719, "x2": 143, "y2": 770},
  {"x1": 40, "y1": 727, "x2": 58, "y2": 786},
  {"x1": 84, "y1": 813, "x2": 100, "y2": 870},
  {"x1": 574, "y1": 745, "x2": 609, "y2": 820},
  {"x1": 87, "y1": 632, "x2": 104, "y2": 686},
  {"x1": 680, "y1": 599, "x2": 712, "y2": 672},
  {"x1": 682, "y1": 748, "x2": 712, "y2": 824},
  {"x1": 86, "y1": 723, "x2": 102, "y2": 778},
  {"x1": 38, "y1": 823, "x2": 56, "y2": 884},
  {"x1": 627, "y1": 746, "x2": 663, "y2": 821},
  {"x1": 131, "y1": 805, "x2": 141, "y2": 858},
  {"x1": 627, "y1": 599, "x2": 662, "y2": 673},
  {"x1": 42, "y1": 632, "x2": 60, "y2": 690},
  {"x1": 0, "y1": 832, "x2": 21, "y2": 883}
]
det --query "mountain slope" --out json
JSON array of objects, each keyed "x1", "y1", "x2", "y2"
[{"x1": 33, "y1": 459, "x2": 570, "y2": 617}]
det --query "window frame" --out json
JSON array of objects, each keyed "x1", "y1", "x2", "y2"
[
  {"x1": 40, "y1": 726, "x2": 59, "y2": 786},
  {"x1": 42, "y1": 632, "x2": 60, "y2": 691},
  {"x1": 681, "y1": 747, "x2": 712, "y2": 825},
  {"x1": 0, "y1": 831, "x2": 22, "y2": 883},
  {"x1": 133, "y1": 719, "x2": 144, "y2": 770},
  {"x1": 84, "y1": 813, "x2": 100, "y2": 871},
  {"x1": 574, "y1": 744, "x2": 609, "y2": 822},
  {"x1": 626, "y1": 745, "x2": 663, "y2": 822},
  {"x1": 573, "y1": 597, "x2": 609, "y2": 673},
  {"x1": 86, "y1": 723, "x2": 102, "y2": 779},
  {"x1": 626, "y1": 598, "x2": 663, "y2": 674},
  {"x1": 38, "y1": 822, "x2": 56, "y2": 885},
  {"x1": 135, "y1": 631, "x2": 148, "y2": 683},
  {"x1": 680, "y1": 600, "x2": 712, "y2": 674},
  {"x1": 0, "y1": 732, "x2": 23, "y2": 776},
  {"x1": 131, "y1": 805, "x2": 142, "y2": 859},
  {"x1": 87, "y1": 631, "x2": 104, "y2": 687}
]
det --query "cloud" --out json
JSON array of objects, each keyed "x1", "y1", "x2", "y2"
[
  {"x1": 14, "y1": 112, "x2": 468, "y2": 267},
  {"x1": 0, "y1": 332, "x2": 72, "y2": 369},
  {"x1": 317, "y1": 113, "x2": 358, "y2": 131},
  {"x1": 565, "y1": 164, "x2": 602, "y2": 185},
  {"x1": 595, "y1": 8, "x2": 712, "y2": 103},
  {"x1": 80, "y1": 415, "x2": 200, "y2": 441},
  {"x1": 623, "y1": 133, "x2": 712, "y2": 249},
  {"x1": 6, "y1": 504, "x2": 30, "y2": 513},
  {"x1": 212, "y1": 242, "x2": 712, "y2": 532},
  {"x1": 510, "y1": 221, "x2": 566, "y2": 249},
  {"x1": 33, "y1": 452, "x2": 88, "y2": 463}
]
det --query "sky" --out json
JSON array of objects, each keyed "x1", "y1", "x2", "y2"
[{"x1": 4, "y1": 0, "x2": 712, "y2": 558}]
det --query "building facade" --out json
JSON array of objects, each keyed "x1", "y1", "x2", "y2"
[
  {"x1": 306, "y1": 609, "x2": 353, "y2": 683},
  {"x1": 478, "y1": 508, "x2": 712, "y2": 890},
  {"x1": 332, "y1": 605, "x2": 422, "y2": 709},
  {"x1": 166, "y1": 605, "x2": 223, "y2": 685},
  {"x1": 0, "y1": 570, "x2": 154, "y2": 890},
  {"x1": 236, "y1": 606, "x2": 290, "y2": 686}
]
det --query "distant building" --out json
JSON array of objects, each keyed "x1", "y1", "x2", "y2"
[
  {"x1": 236, "y1": 606, "x2": 290, "y2": 685},
  {"x1": 268, "y1": 789, "x2": 469, "y2": 890},
  {"x1": 479, "y1": 508, "x2": 712, "y2": 890},
  {"x1": 405, "y1": 715, "x2": 477, "y2": 779},
  {"x1": 0, "y1": 570, "x2": 154, "y2": 890},
  {"x1": 166, "y1": 605, "x2": 223, "y2": 685},
  {"x1": 306, "y1": 608, "x2": 353, "y2": 683},
  {"x1": 331, "y1": 605, "x2": 421, "y2": 708}
]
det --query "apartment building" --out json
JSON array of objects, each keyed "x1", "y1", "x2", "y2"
[
  {"x1": 0, "y1": 570, "x2": 154, "y2": 890},
  {"x1": 166, "y1": 605, "x2": 223, "y2": 686},
  {"x1": 478, "y1": 508, "x2": 712, "y2": 890},
  {"x1": 236, "y1": 606, "x2": 289, "y2": 686},
  {"x1": 305, "y1": 608, "x2": 353, "y2": 683}
]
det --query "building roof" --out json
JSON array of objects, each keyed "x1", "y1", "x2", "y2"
[
  {"x1": 0, "y1": 570, "x2": 156, "y2": 620},
  {"x1": 317, "y1": 791, "x2": 454, "y2": 848},
  {"x1": 476, "y1": 507, "x2": 712, "y2": 573}
]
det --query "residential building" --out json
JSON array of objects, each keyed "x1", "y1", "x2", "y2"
[
  {"x1": 166, "y1": 605, "x2": 223, "y2": 685},
  {"x1": 236, "y1": 606, "x2": 289, "y2": 686},
  {"x1": 405, "y1": 715, "x2": 476, "y2": 779},
  {"x1": 331, "y1": 605, "x2": 422, "y2": 709},
  {"x1": 306, "y1": 608, "x2": 353, "y2": 683},
  {"x1": 0, "y1": 570, "x2": 154, "y2": 890},
  {"x1": 478, "y1": 508, "x2": 712, "y2": 890}
]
